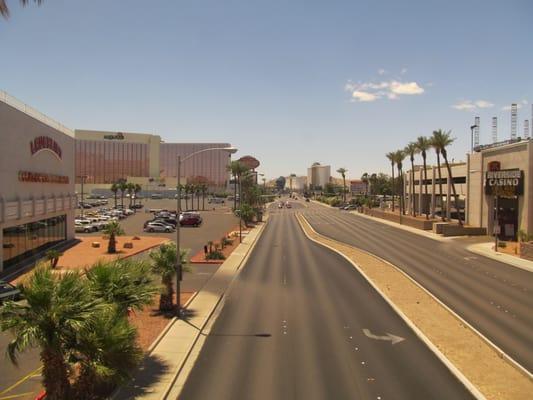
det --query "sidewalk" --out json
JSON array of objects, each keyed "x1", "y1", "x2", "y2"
[
  {"x1": 113, "y1": 218, "x2": 268, "y2": 400},
  {"x1": 466, "y1": 242, "x2": 533, "y2": 273}
]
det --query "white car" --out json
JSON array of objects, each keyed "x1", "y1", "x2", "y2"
[
  {"x1": 75, "y1": 222, "x2": 97, "y2": 233},
  {"x1": 144, "y1": 222, "x2": 175, "y2": 233},
  {"x1": 123, "y1": 208, "x2": 134, "y2": 216}
]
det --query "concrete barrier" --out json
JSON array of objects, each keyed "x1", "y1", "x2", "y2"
[{"x1": 362, "y1": 208, "x2": 435, "y2": 230}]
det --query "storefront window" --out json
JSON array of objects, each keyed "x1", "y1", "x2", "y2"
[{"x1": 2, "y1": 215, "x2": 66, "y2": 269}]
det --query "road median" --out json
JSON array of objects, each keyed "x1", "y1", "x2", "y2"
[{"x1": 296, "y1": 212, "x2": 532, "y2": 400}]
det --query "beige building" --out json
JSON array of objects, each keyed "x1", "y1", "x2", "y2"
[
  {"x1": 285, "y1": 175, "x2": 307, "y2": 192},
  {"x1": 0, "y1": 91, "x2": 76, "y2": 272},
  {"x1": 307, "y1": 162, "x2": 331, "y2": 190}
]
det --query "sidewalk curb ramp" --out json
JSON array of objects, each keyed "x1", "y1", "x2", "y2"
[{"x1": 112, "y1": 217, "x2": 269, "y2": 400}]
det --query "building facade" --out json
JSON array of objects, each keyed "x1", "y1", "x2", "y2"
[
  {"x1": 0, "y1": 91, "x2": 76, "y2": 272},
  {"x1": 285, "y1": 175, "x2": 307, "y2": 192},
  {"x1": 307, "y1": 163, "x2": 331, "y2": 190}
]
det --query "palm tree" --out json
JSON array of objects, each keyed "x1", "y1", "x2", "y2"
[
  {"x1": 404, "y1": 142, "x2": 419, "y2": 217},
  {"x1": 110, "y1": 183, "x2": 119, "y2": 209},
  {"x1": 118, "y1": 181, "x2": 128, "y2": 208},
  {"x1": 0, "y1": 266, "x2": 102, "y2": 400},
  {"x1": 361, "y1": 172, "x2": 369, "y2": 196},
  {"x1": 133, "y1": 184, "x2": 142, "y2": 209},
  {"x1": 72, "y1": 306, "x2": 142, "y2": 400},
  {"x1": 432, "y1": 129, "x2": 462, "y2": 225},
  {"x1": 102, "y1": 221, "x2": 124, "y2": 254},
  {"x1": 337, "y1": 168, "x2": 348, "y2": 204},
  {"x1": 45, "y1": 249, "x2": 62, "y2": 269},
  {"x1": 393, "y1": 150, "x2": 406, "y2": 215},
  {"x1": 85, "y1": 259, "x2": 157, "y2": 315},
  {"x1": 149, "y1": 243, "x2": 187, "y2": 311},
  {"x1": 386, "y1": 152, "x2": 396, "y2": 211},
  {"x1": 1, "y1": 0, "x2": 41, "y2": 18},
  {"x1": 227, "y1": 161, "x2": 248, "y2": 211},
  {"x1": 126, "y1": 183, "x2": 135, "y2": 208},
  {"x1": 201, "y1": 183, "x2": 208, "y2": 210},
  {"x1": 431, "y1": 131, "x2": 445, "y2": 221},
  {"x1": 416, "y1": 136, "x2": 431, "y2": 219}
]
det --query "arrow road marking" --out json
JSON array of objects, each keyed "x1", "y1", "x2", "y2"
[{"x1": 362, "y1": 329, "x2": 405, "y2": 345}]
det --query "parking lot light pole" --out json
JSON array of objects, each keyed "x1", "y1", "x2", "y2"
[{"x1": 175, "y1": 146, "x2": 237, "y2": 317}]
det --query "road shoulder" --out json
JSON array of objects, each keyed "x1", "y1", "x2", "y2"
[
  {"x1": 296, "y1": 213, "x2": 533, "y2": 400},
  {"x1": 466, "y1": 242, "x2": 533, "y2": 273}
]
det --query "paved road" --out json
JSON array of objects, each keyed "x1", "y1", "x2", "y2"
[
  {"x1": 179, "y1": 204, "x2": 473, "y2": 399},
  {"x1": 302, "y1": 201, "x2": 533, "y2": 373}
]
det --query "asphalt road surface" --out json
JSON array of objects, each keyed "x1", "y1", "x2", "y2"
[
  {"x1": 179, "y1": 204, "x2": 473, "y2": 400},
  {"x1": 302, "y1": 201, "x2": 533, "y2": 374}
]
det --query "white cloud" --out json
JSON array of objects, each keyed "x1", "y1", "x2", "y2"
[
  {"x1": 400, "y1": 68, "x2": 408, "y2": 74},
  {"x1": 377, "y1": 68, "x2": 387, "y2": 75},
  {"x1": 451, "y1": 99, "x2": 494, "y2": 111},
  {"x1": 345, "y1": 78, "x2": 425, "y2": 103},
  {"x1": 501, "y1": 103, "x2": 523, "y2": 111},
  {"x1": 390, "y1": 81, "x2": 424, "y2": 95},
  {"x1": 352, "y1": 90, "x2": 378, "y2": 102}
]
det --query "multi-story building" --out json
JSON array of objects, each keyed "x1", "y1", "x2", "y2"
[
  {"x1": 74, "y1": 130, "x2": 233, "y2": 192},
  {"x1": 1, "y1": 91, "x2": 76, "y2": 272},
  {"x1": 307, "y1": 162, "x2": 331, "y2": 190},
  {"x1": 284, "y1": 175, "x2": 307, "y2": 192}
]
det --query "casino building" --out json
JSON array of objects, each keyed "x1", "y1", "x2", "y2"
[{"x1": 0, "y1": 91, "x2": 76, "y2": 273}]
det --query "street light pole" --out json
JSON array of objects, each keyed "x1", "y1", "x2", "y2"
[{"x1": 174, "y1": 146, "x2": 237, "y2": 317}]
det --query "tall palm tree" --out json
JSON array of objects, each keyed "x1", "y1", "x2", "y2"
[
  {"x1": 201, "y1": 183, "x2": 207, "y2": 210},
  {"x1": 432, "y1": 129, "x2": 462, "y2": 225},
  {"x1": 85, "y1": 259, "x2": 157, "y2": 315},
  {"x1": 416, "y1": 136, "x2": 431, "y2": 219},
  {"x1": 227, "y1": 161, "x2": 249, "y2": 211},
  {"x1": 149, "y1": 243, "x2": 187, "y2": 311},
  {"x1": 431, "y1": 131, "x2": 445, "y2": 221},
  {"x1": 1, "y1": 0, "x2": 41, "y2": 18},
  {"x1": 361, "y1": 172, "x2": 369, "y2": 196},
  {"x1": 110, "y1": 183, "x2": 119, "y2": 209},
  {"x1": 393, "y1": 150, "x2": 406, "y2": 215},
  {"x1": 404, "y1": 142, "x2": 419, "y2": 217},
  {"x1": 386, "y1": 152, "x2": 396, "y2": 211},
  {"x1": 133, "y1": 184, "x2": 142, "y2": 209},
  {"x1": 337, "y1": 168, "x2": 348, "y2": 203},
  {"x1": 0, "y1": 266, "x2": 103, "y2": 400},
  {"x1": 102, "y1": 221, "x2": 124, "y2": 254},
  {"x1": 118, "y1": 181, "x2": 128, "y2": 208}
]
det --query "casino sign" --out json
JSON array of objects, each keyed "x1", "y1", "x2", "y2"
[
  {"x1": 238, "y1": 155, "x2": 260, "y2": 170},
  {"x1": 30, "y1": 136, "x2": 62, "y2": 159},
  {"x1": 485, "y1": 168, "x2": 524, "y2": 196}
]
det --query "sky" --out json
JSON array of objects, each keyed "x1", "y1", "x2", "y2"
[{"x1": 1, "y1": 0, "x2": 532, "y2": 180}]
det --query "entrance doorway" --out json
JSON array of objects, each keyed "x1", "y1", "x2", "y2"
[{"x1": 494, "y1": 197, "x2": 519, "y2": 240}]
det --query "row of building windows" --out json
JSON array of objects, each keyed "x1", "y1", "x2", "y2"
[
  {"x1": 2, "y1": 215, "x2": 67, "y2": 269},
  {"x1": 75, "y1": 141, "x2": 149, "y2": 184}
]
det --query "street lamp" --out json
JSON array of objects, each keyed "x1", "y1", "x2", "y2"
[
  {"x1": 175, "y1": 146, "x2": 237, "y2": 317},
  {"x1": 470, "y1": 124, "x2": 478, "y2": 153}
]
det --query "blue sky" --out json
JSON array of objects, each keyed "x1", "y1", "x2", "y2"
[{"x1": 1, "y1": 0, "x2": 532, "y2": 180}]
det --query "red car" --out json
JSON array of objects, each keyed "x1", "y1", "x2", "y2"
[{"x1": 179, "y1": 213, "x2": 202, "y2": 227}]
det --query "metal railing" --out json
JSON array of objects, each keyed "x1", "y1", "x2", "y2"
[{"x1": 0, "y1": 89, "x2": 74, "y2": 137}]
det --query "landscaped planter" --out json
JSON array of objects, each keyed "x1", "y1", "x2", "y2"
[{"x1": 520, "y1": 242, "x2": 533, "y2": 261}]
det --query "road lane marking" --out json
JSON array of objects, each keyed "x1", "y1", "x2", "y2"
[
  {"x1": 363, "y1": 329, "x2": 406, "y2": 345},
  {"x1": 0, "y1": 366, "x2": 42, "y2": 396}
]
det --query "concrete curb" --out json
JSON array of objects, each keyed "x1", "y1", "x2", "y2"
[
  {"x1": 466, "y1": 243, "x2": 533, "y2": 273},
  {"x1": 296, "y1": 213, "x2": 488, "y2": 400},
  {"x1": 113, "y1": 217, "x2": 269, "y2": 400}
]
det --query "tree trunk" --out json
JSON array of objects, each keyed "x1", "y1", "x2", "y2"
[
  {"x1": 343, "y1": 176, "x2": 346, "y2": 203},
  {"x1": 108, "y1": 233, "x2": 116, "y2": 254},
  {"x1": 185, "y1": 191, "x2": 188, "y2": 211},
  {"x1": 422, "y1": 154, "x2": 429, "y2": 219},
  {"x1": 73, "y1": 364, "x2": 98, "y2": 400},
  {"x1": 410, "y1": 158, "x2": 416, "y2": 217},
  {"x1": 197, "y1": 191, "x2": 200, "y2": 210},
  {"x1": 41, "y1": 347, "x2": 71, "y2": 400},
  {"x1": 159, "y1": 278, "x2": 174, "y2": 311},
  {"x1": 114, "y1": 193, "x2": 118, "y2": 208},
  {"x1": 233, "y1": 176, "x2": 237, "y2": 211},
  {"x1": 442, "y1": 150, "x2": 463, "y2": 226},
  {"x1": 202, "y1": 191, "x2": 205, "y2": 211},
  {"x1": 391, "y1": 164, "x2": 395, "y2": 212},
  {"x1": 436, "y1": 152, "x2": 445, "y2": 221}
]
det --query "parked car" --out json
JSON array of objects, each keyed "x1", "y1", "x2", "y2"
[
  {"x1": 75, "y1": 223, "x2": 96, "y2": 233},
  {"x1": 131, "y1": 204, "x2": 144, "y2": 209},
  {"x1": 144, "y1": 222, "x2": 175, "y2": 233},
  {"x1": 179, "y1": 213, "x2": 202, "y2": 227},
  {"x1": 151, "y1": 194, "x2": 163, "y2": 200},
  {"x1": 285, "y1": 201, "x2": 292, "y2": 209},
  {"x1": 0, "y1": 280, "x2": 21, "y2": 303},
  {"x1": 305, "y1": 198, "x2": 310, "y2": 202},
  {"x1": 278, "y1": 203, "x2": 283, "y2": 209},
  {"x1": 208, "y1": 197, "x2": 225, "y2": 204}
]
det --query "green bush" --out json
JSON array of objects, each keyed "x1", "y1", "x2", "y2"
[
  {"x1": 498, "y1": 241, "x2": 507, "y2": 248},
  {"x1": 206, "y1": 250, "x2": 226, "y2": 260}
]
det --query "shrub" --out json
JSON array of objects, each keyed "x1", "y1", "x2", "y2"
[
  {"x1": 221, "y1": 237, "x2": 233, "y2": 247},
  {"x1": 498, "y1": 241, "x2": 507, "y2": 248},
  {"x1": 206, "y1": 250, "x2": 226, "y2": 260}
]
